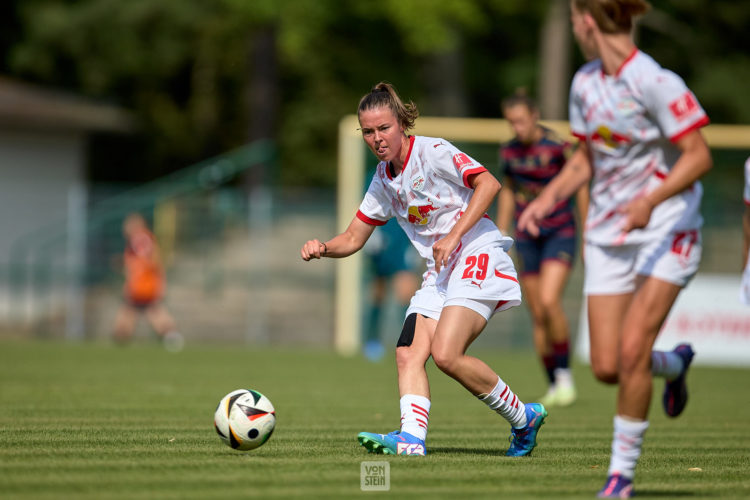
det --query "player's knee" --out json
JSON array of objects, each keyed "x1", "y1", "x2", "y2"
[
  {"x1": 538, "y1": 295, "x2": 561, "y2": 317},
  {"x1": 591, "y1": 358, "x2": 618, "y2": 384},
  {"x1": 431, "y1": 338, "x2": 462, "y2": 376},
  {"x1": 395, "y1": 344, "x2": 426, "y2": 372},
  {"x1": 395, "y1": 346, "x2": 409, "y2": 371},
  {"x1": 618, "y1": 346, "x2": 648, "y2": 378},
  {"x1": 527, "y1": 301, "x2": 549, "y2": 324},
  {"x1": 431, "y1": 346, "x2": 459, "y2": 376},
  {"x1": 530, "y1": 308, "x2": 549, "y2": 326}
]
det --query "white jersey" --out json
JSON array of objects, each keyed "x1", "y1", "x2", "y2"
[
  {"x1": 569, "y1": 49, "x2": 710, "y2": 246},
  {"x1": 357, "y1": 135, "x2": 513, "y2": 287},
  {"x1": 741, "y1": 157, "x2": 750, "y2": 304}
]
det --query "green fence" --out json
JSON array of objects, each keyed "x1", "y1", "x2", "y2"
[{"x1": 6, "y1": 140, "x2": 280, "y2": 341}]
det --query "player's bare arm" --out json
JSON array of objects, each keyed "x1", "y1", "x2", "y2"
[
  {"x1": 575, "y1": 183, "x2": 590, "y2": 229},
  {"x1": 433, "y1": 171, "x2": 500, "y2": 273},
  {"x1": 300, "y1": 216, "x2": 376, "y2": 261},
  {"x1": 496, "y1": 176, "x2": 515, "y2": 234},
  {"x1": 620, "y1": 129, "x2": 712, "y2": 232},
  {"x1": 518, "y1": 144, "x2": 592, "y2": 237}
]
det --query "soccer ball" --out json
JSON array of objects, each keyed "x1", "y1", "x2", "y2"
[{"x1": 214, "y1": 389, "x2": 276, "y2": 451}]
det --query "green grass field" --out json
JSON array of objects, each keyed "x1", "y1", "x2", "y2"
[{"x1": 1, "y1": 339, "x2": 748, "y2": 499}]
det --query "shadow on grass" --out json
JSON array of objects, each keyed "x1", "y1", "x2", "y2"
[
  {"x1": 429, "y1": 447, "x2": 505, "y2": 456},
  {"x1": 635, "y1": 491, "x2": 704, "y2": 498}
]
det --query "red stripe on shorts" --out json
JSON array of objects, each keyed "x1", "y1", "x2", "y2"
[{"x1": 494, "y1": 270, "x2": 518, "y2": 283}]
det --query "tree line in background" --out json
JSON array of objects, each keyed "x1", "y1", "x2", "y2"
[{"x1": 1, "y1": 0, "x2": 748, "y2": 187}]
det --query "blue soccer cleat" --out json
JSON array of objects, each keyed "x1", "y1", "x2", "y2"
[
  {"x1": 597, "y1": 474, "x2": 634, "y2": 498},
  {"x1": 357, "y1": 430, "x2": 426, "y2": 456},
  {"x1": 663, "y1": 343, "x2": 695, "y2": 418},
  {"x1": 505, "y1": 402, "x2": 547, "y2": 457}
]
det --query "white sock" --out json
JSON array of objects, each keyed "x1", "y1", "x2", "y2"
[
  {"x1": 479, "y1": 376, "x2": 527, "y2": 428},
  {"x1": 399, "y1": 395, "x2": 430, "y2": 441},
  {"x1": 608, "y1": 415, "x2": 649, "y2": 480},
  {"x1": 554, "y1": 367, "x2": 574, "y2": 389},
  {"x1": 651, "y1": 350, "x2": 684, "y2": 381}
]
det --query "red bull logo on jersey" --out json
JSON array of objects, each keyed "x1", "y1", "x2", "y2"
[
  {"x1": 408, "y1": 202, "x2": 437, "y2": 225},
  {"x1": 591, "y1": 125, "x2": 630, "y2": 149}
]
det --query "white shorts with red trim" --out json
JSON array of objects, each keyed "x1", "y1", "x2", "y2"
[
  {"x1": 406, "y1": 243, "x2": 521, "y2": 322},
  {"x1": 583, "y1": 229, "x2": 702, "y2": 295}
]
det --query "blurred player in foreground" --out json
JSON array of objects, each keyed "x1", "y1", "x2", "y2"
[
  {"x1": 113, "y1": 213, "x2": 183, "y2": 351},
  {"x1": 740, "y1": 157, "x2": 750, "y2": 304},
  {"x1": 497, "y1": 89, "x2": 588, "y2": 407},
  {"x1": 362, "y1": 218, "x2": 419, "y2": 361},
  {"x1": 301, "y1": 82, "x2": 547, "y2": 457},
  {"x1": 518, "y1": 1, "x2": 711, "y2": 497}
]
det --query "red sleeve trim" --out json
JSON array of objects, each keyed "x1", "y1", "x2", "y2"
[
  {"x1": 356, "y1": 210, "x2": 387, "y2": 226},
  {"x1": 462, "y1": 166, "x2": 487, "y2": 188},
  {"x1": 744, "y1": 199, "x2": 750, "y2": 206},
  {"x1": 669, "y1": 115, "x2": 710, "y2": 144},
  {"x1": 571, "y1": 131, "x2": 587, "y2": 141}
]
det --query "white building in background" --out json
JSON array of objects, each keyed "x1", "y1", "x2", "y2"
[{"x1": 0, "y1": 76, "x2": 133, "y2": 334}]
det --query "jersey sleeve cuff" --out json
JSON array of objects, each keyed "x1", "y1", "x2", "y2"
[
  {"x1": 462, "y1": 166, "x2": 487, "y2": 188},
  {"x1": 571, "y1": 131, "x2": 587, "y2": 141},
  {"x1": 669, "y1": 115, "x2": 710, "y2": 144},
  {"x1": 356, "y1": 210, "x2": 387, "y2": 226}
]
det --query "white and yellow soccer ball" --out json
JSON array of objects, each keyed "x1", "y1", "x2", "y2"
[{"x1": 213, "y1": 389, "x2": 276, "y2": 451}]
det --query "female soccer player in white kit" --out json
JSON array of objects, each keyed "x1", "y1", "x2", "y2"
[
  {"x1": 518, "y1": 1, "x2": 712, "y2": 497},
  {"x1": 301, "y1": 82, "x2": 547, "y2": 457}
]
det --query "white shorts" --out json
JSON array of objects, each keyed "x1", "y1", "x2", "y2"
[
  {"x1": 406, "y1": 243, "x2": 522, "y2": 322},
  {"x1": 584, "y1": 229, "x2": 702, "y2": 295}
]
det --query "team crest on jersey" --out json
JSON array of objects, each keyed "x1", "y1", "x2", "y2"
[
  {"x1": 408, "y1": 202, "x2": 437, "y2": 225},
  {"x1": 669, "y1": 92, "x2": 698, "y2": 122},
  {"x1": 411, "y1": 174, "x2": 425, "y2": 191},
  {"x1": 617, "y1": 98, "x2": 638, "y2": 116}
]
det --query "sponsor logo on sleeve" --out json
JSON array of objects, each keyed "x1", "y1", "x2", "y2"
[
  {"x1": 668, "y1": 92, "x2": 699, "y2": 122},
  {"x1": 452, "y1": 153, "x2": 474, "y2": 172}
]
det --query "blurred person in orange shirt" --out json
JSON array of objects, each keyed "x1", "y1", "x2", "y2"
[{"x1": 113, "y1": 213, "x2": 183, "y2": 351}]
